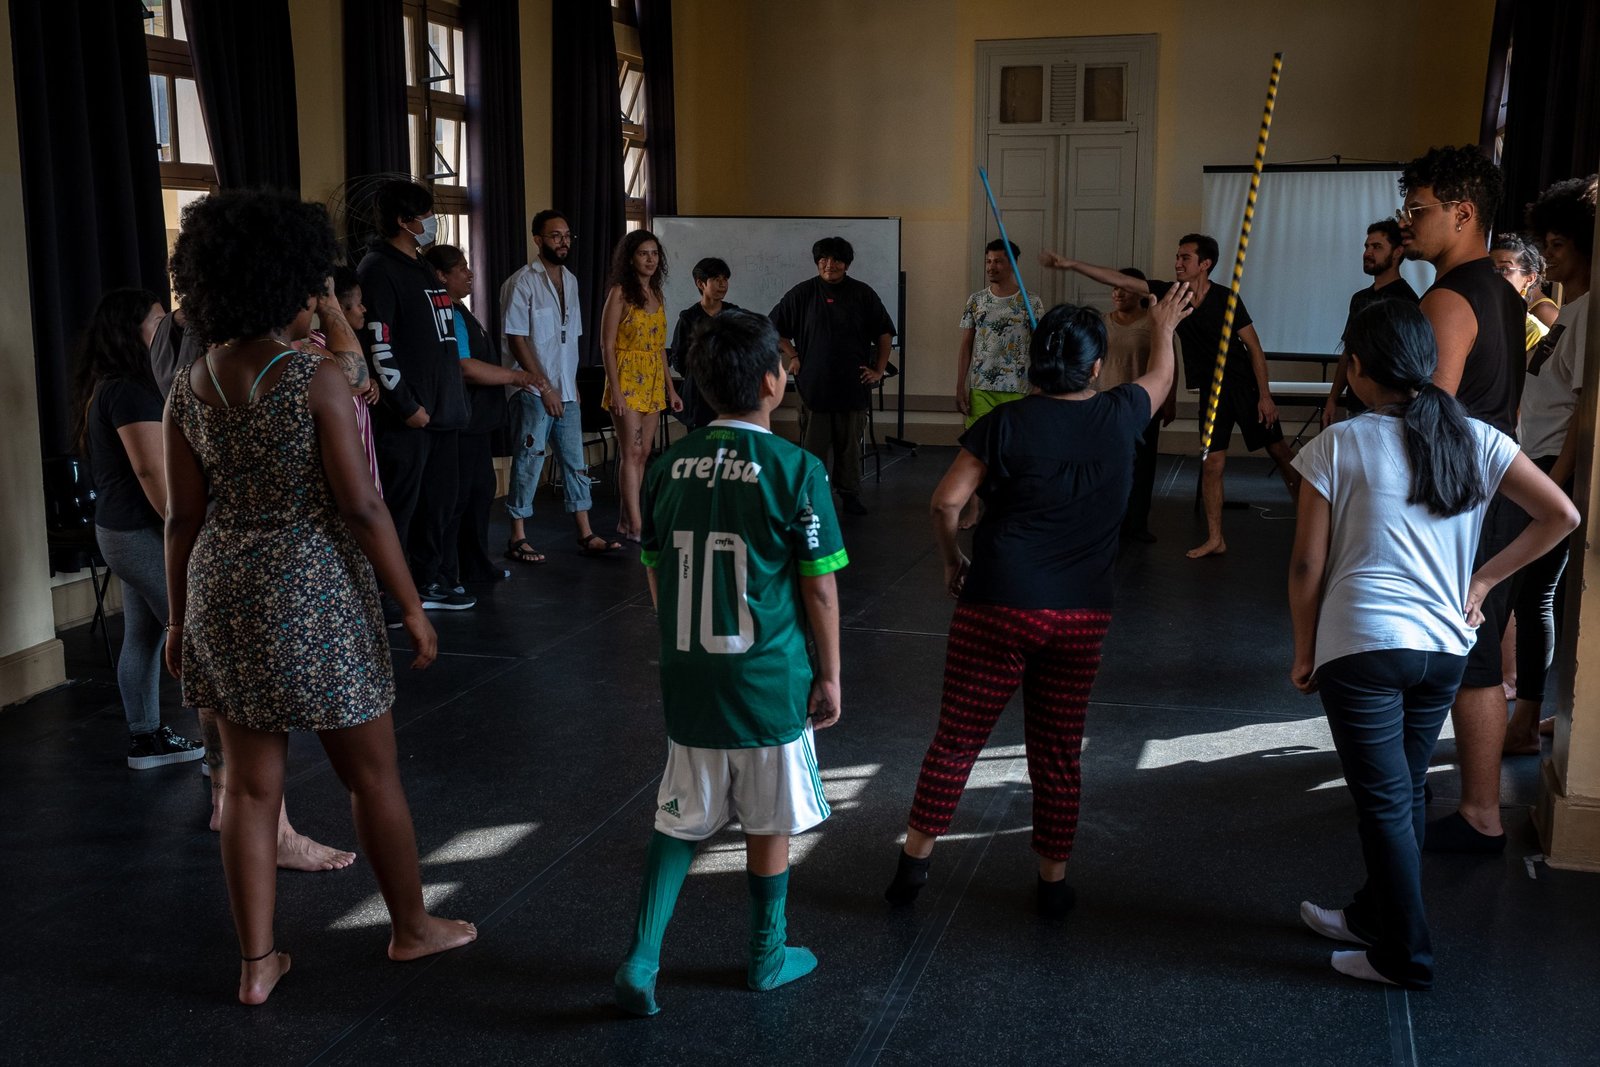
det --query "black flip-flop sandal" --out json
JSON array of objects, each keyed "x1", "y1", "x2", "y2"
[{"x1": 505, "y1": 538, "x2": 547, "y2": 564}]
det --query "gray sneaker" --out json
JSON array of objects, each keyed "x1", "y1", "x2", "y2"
[{"x1": 128, "y1": 725, "x2": 206, "y2": 770}]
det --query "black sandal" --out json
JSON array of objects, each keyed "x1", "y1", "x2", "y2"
[
  {"x1": 504, "y1": 538, "x2": 547, "y2": 564},
  {"x1": 578, "y1": 533, "x2": 623, "y2": 555}
]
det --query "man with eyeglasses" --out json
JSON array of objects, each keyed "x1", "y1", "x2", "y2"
[
  {"x1": 1396, "y1": 146, "x2": 1529, "y2": 856},
  {"x1": 500, "y1": 210, "x2": 622, "y2": 562},
  {"x1": 1322, "y1": 219, "x2": 1420, "y2": 427}
]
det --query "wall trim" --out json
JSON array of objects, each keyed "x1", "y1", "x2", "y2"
[{"x1": 0, "y1": 637, "x2": 66, "y2": 708}]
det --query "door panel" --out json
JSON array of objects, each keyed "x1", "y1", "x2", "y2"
[{"x1": 1060, "y1": 132, "x2": 1137, "y2": 313}]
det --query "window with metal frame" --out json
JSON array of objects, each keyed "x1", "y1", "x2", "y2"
[
  {"x1": 403, "y1": 0, "x2": 472, "y2": 274},
  {"x1": 143, "y1": 0, "x2": 218, "y2": 273},
  {"x1": 614, "y1": 1, "x2": 648, "y2": 231}
]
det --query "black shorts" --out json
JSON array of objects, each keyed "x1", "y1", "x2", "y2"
[
  {"x1": 1461, "y1": 492, "x2": 1532, "y2": 688},
  {"x1": 1208, "y1": 376, "x2": 1285, "y2": 453}
]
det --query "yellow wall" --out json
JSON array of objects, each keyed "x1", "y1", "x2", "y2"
[
  {"x1": 0, "y1": 0, "x2": 67, "y2": 704},
  {"x1": 290, "y1": 0, "x2": 345, "y2": 205},
  {"x1": 673, "y1": 0, "x2": 1495, "y2": 401}
]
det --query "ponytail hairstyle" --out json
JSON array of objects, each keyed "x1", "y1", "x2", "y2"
[
  {"x1": 1028, "y1": 303, "x2": 1106, "y2": 394},
  {"x1": 1345, "y1": 299, "x2": 1486, "y2": 517}
]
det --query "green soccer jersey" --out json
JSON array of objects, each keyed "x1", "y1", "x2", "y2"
[{"x1": 640, "y1": 420, "x2": 849, "y2": 748}]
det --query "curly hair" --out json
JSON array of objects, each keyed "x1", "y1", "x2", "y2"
[
  {"x1": 1399, "y1": 146, "x2": 1503, "y2": 235},
  {"x1": 1526, "y1": 175, "x2": 1598, "y2": 258},
  {"x1": 71, "y1": 287, "x2": 163, "y2": 451},
  {"x1": 607, "y1": 229, "x2": 667, "y2": 308},
  {"x1": 169, "y1": 190, "x2": 338, "y2": 345},
  {"x1": 1491, "y1": 232, "x2": 1545, "y2": 278}
]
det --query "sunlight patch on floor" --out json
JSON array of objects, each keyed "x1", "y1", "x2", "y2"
[
  {"x1": 421, "y1": 822, "x2": 540, "y2": 865},
  {"x1": 328, "y1": 881, "x2": 462, "y2": 930}
]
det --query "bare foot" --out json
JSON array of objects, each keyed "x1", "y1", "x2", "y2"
[
  {"x1": 1539, "y1": 716, "x2": 1555, "y2": 736},
  {"x1": 278, "y1": 828, "x2": 356, "y2": 872},
  {"x1": 389, "y1": 916, "x2": 478, "y2": 961},
  {"x1": 1186, "y1": 538, "x2": 1227, "y2": 559},
  {"x1": 239, "y1": 950, "x2": 291, "y2": 1006}
]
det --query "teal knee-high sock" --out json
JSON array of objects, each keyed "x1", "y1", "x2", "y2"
[
  {"x1": 747, "y1": 869, "x2": 818, "y2": 991},
  {"x1": 615, "y1": 831, "x2": 697, "y2": 1016}
]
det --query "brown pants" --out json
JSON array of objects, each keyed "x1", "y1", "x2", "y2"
[{"x1": 799, "y1": 406, "x2": 867, "y2": 497}]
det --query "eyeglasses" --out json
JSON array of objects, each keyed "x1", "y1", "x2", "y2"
[
  {"x1": 1394, "y1": 201, "x2": 1462, "y2": 226},
  {"x1": 540, "y1": 231, "x2": 575, "y2": 243},
  {"x1": 1490, "y1": 264, "x2": 1527, "y2": 277}
]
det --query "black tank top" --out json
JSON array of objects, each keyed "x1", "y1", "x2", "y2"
[{"x1": 1429, "y1": 256, "x2": 1525, "y2": 436}]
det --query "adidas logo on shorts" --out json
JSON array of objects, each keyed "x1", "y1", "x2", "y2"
[{"x1": 659, "y1": 798, "x2": 681, "y2": 818}]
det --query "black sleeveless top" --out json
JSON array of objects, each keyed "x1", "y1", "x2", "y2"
[{"x1": 1429, "y1": 256, "x2": 1525, "y2": 436}]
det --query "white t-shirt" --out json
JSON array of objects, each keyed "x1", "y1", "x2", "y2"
[
  {"x1": 1519, "y1": 292, "x2": 1588, "y2": 460},
  {"x1": 1293, "y1": 413, "x2": 1520, "y2": 670},
  {"x1": 500, "y1": 262, "x2": 584, "y2": 402}
]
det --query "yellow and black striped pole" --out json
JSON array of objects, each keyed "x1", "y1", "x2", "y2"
[{"x1": 1199, "y1": 52, "x2": 1283, "y2": 460}]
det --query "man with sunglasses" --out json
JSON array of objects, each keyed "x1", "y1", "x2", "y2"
[{"x1": 1397, "y1": 146, "x2": 1529, "y2": 856}]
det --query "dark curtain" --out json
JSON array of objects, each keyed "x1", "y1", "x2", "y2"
[
  {"x1": 1477, "y1": 0, "x2": 1514, "y2": 152},
  {"x1": 10, "y1": 0, "x2": 167, "y2": 458},
  {"x1": 635, "y1": 0, "x2": 676, "y2": 216},
  {"x1": 463, "y1": 0, "x2": 526, "y2": 341},
  {"x1": 343, "y1": 0, "x2": 409, "y2": 257},
  {"x1": 1494, "y1": 0, "x2": 1600, "y2": 233},
  {"x1": 181, "y1": 0, "x2": 301, "y2": 192},
  {"x1": 552, "y1": 0, "x2": 624, "y2": 365}
]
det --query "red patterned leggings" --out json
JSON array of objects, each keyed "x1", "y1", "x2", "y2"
[{"x1": 908, "y1": 603, "x2": 1112, "y2": 862}]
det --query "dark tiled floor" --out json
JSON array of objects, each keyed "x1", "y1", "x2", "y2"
[{"x1": 4, "y1": 446, "x2": 1596, "y2": 1066}]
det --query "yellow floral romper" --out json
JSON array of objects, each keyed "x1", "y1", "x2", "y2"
[{"x1": 604, "y1": 302, "x2": 668, "y2": 414}]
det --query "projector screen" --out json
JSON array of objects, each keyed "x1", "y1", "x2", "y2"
[{"x1": 1201, "y1": 166, "x2": 1435, "y2": 355}]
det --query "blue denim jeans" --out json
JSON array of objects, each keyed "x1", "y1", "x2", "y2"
[
  {"x1": 505, "y1": 390, "x2": 591, "y2": 519},
  {"x1": 1317, "y1": 648, "x2": 1466, "y2": 989}
]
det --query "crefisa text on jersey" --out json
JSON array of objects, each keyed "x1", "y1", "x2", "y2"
[{"x1": 669, "y1": 447, "x2": 763, "y2": 487}]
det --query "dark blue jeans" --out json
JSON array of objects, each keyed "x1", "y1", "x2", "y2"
[{"x1": 1317, "y1": 648, "x2": 1466, "y2": 989}]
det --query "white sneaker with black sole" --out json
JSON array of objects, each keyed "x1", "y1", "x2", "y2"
[
  {"x1": 419, "y1": 583, "x2": 476, "y2": 610},
  {"x1": 128, "y1": 725, "x2": 206, "y2": 770}
]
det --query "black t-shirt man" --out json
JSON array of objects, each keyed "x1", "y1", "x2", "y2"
[
  {"x1": 768, "y1": 276, "x2": 895, "y2": 413},
  {"x1": 1342, "y1": 275, "x2": 1421, "y2": 351},
  {"x1": 1147, "y1": 278, "x2": 1256, "y2": 391}
]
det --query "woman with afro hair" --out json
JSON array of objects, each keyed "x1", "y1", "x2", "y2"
[{"x1": 164, "y1": 189, "x2": 476, "y2": 1005}]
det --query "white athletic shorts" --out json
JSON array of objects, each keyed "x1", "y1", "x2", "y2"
[{"x1": 653, "y1": 725, "x2": 830, "y2": 841}]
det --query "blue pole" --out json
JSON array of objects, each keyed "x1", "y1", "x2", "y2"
[{"x1": 977, "y1": 167, "x2": 1038, "y2": 330}]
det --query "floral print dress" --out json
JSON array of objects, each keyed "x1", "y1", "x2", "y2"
[
  {"x1": 171, "y1": 351, "x2": 395, "y2": 731},
  {"x1": 604, "y1": 302, "x2": 668, "y2": 414}
]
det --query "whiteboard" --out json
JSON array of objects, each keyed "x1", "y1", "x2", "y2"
[
  {"x1": 649, "y1": 216, "x2": 901, "y2": 334},
  {"x1": 1202, "y1": 167, "x2": 1435, "y2": 355}
]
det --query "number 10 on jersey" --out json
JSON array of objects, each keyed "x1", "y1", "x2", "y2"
[{"x1": 671, "y1": 531, "x2": 755, "y2": 654}]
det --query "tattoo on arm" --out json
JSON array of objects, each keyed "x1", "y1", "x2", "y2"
[{"x1": 332, "y1": 349, "x2": 369, "y2": 390}]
